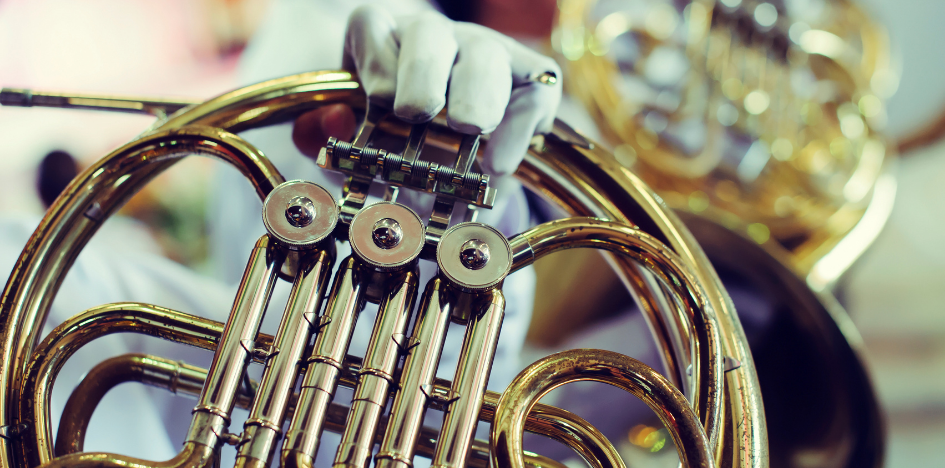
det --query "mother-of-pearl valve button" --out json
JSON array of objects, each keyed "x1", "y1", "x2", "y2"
[
  {"x1": 349, "y1": 202, "x2": 424, "y2": 271},
  {"x1": 263, "y1": 180, "x2": 338, "y2": 249},
  {"x1": 437, "y1": 223, "x2": 512, "y2": 292}
]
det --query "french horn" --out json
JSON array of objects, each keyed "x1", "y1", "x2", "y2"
[
  {"x1": 557, "y1": 0, "x2": 893, "y2": 466},
  {"x1": 0, "y1": 71, "x2": 767, "y2": 468}
]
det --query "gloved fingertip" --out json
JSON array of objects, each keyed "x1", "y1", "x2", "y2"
[
  {"x1": 345, "y1": 4, "x2": 398, "y2": 102},
  {"x1": 393, "y1": 97, "x2": 445, "y2": 123},
  {"x1": 446, "y1": 99, "x2": 504, "y2": 135},
  {"x1": 446, "y1": 118, "x2": 488, "y2": 135},
  {"x1": 347, "y1": 4, "x2": 392, "y2": 29}
]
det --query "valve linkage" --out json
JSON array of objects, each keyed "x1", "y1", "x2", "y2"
[
  {"x1": 316, "y1": 105, "x2": 498, "y2": 254},
  {"x1": 316, "y1": 106, "x2": 496, "y2": 211}
]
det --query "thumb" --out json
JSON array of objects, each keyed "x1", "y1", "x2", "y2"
[{"x1": 292, "y1": 104, "x2": 357, "y2": 159}]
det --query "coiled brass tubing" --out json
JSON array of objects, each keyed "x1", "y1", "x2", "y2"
[
  {"x1": 509, "y1": 216, "x2": 723, "y2": 451},
  {"x1": 22, "y1": 303, "x2": 620, "y2": 468},
  {"x1": 492, "y1": 350, "x2": 712, "y2": 468},
  {"x1": 54, "y1": 354, "x2": 566, "y2": 468}
]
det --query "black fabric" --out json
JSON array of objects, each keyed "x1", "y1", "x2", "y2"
[
  {"x1": 434, "y1": 0, "x2": 479, "y2": 22},
  {"x1": 36, "y1": 150, "x2": 79, "y2": 208}
]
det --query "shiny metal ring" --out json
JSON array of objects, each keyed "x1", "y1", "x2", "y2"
[
  {"x1": 262, "y1": 180, "x2": 338, "y2": 249},
  {"x1": 437, "y1": 223, "x2": 512, "y2": 292},
  {"x1": 349, "y1": 202, "x2": 424, "y2": 271}
]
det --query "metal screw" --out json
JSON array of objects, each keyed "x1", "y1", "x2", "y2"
[
  {"x1": 460, "y1": 239, "x2": 490, "y2": 270},
  {"x1": 372, "y1": 218, "x2": 403, "y2": 249},
  {"x1": 529, "y1": 71, "x2": 558, "y2": 86},
  {"x1": 285, "y1": 196, "x2": 316, "y2": 228}
]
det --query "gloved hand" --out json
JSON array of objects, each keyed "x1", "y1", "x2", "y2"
[{"x1": 294, "y1": 5, "x2": 563, "y2": 179}]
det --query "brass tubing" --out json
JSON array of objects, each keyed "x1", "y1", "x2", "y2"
[
  {"x1": 634, "y1": 267, "x2": 694, "y2": 398},
  {"x1": 24, "y1": 301, "x2": 614, "y2": 468},
  {"x1": 237, "y1": 248, "x2": 335, "y2": 468},
  {"x1": 56, "y1": 354, "x2": 566, "y2": 468},
  {"x1": 23, "y1": 307, "x2": 265, "y2": 466},
  {"x1": 519, "y1": 127, "x2": 766, "y2": 466},
  {"x1": 431, "y1": 290, "x2": 506, "y2": 468},
  {"x1": 282, "y1": 257, "x2": 367, "y2": 468},
  {"x1": 40, "y1": 235, "x2": 284, "y2": 468},
  {"x1": 509, "y1": 217, "x2": 722, "y2": 450},
  {"x1": 497, "y1": 449, "x2": 567, "y2": 468},
  {"x1": 0, "y1": 88, "x2": 199, "y2": 118},
  {"x1": 0, "y1": 125, "x2": 283, "y2": 468},
  {"x1": 3, "y1": 73, "x2": 765, "y2": 467},
  {"x1": 342, "y1": 362, "x2": 619, "y2": 468},
  {"x1": 154, "y1": 72, "x2": 362, "y2": 133},
  {"x1": 22, "y1": 304, "x2": 235, "y2": 466},
  {"x1": 42, "y1": 444, "x2": 216, "y2": 468},
  {"x1": 375, "y1": 277, "x2": 454, "y2": 468},
  {"x1": 479, "y1": 393, "x2": 622, "y2": 468},
  {"x1": 55, "y1": 354, "x2": 254, "y2": 456},
  {"x1": 187, "y1": 235, "x2": 283, "y2": 447},
  {"x1": 491, "y1": 349, "x2": 713, "y2": 468},
  {"x1": 1, "y1": 76, "x2": 345, "y2": 468},
  {"x1": 513, "y1": 145, "x2": 702, "y2": 397},
  {"x1": 680, "y1": 213, "x2": 886, "y2": 467},
  {"x1": 333, "y1": 270, "x2": 420, "y2": 468}
]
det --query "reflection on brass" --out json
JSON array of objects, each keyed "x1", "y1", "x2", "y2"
[{"x1": 0, "y1": 71, "x2": 765, "y2": 468}]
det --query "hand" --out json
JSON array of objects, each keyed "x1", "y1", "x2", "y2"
[{"x1": 293, "y1": 5, "x2": 562, "y2": 180}]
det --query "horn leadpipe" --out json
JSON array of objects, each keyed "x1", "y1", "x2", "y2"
[
  {"x1": 282, "y1": 256, "x2": 367, "y2": 468},
  {"x1": 185, "y1": 234, "x2": 284, "y2": 451},
  {"x1": 236, "y1": 248, "x2": 335, "y2": 468},
  {"x1": 333, "y1": 269, "x2": 420, "y2": 468},
  {"x1": 375, "y1": 277, "x2": 455, "y2": 468},
  {"x1": 0, "y1": 88, "x2": 199, "y2": 117}
]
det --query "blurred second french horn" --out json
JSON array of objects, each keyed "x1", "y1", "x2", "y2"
[{"x1": 558, "y1": 0, "x2": 892, "y2": 466}]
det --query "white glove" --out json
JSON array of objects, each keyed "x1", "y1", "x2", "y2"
[{"x1": 342, "y1": 5, "x2": 563, "y2": 178}]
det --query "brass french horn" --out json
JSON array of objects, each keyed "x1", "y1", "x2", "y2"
[
  {"x1": 0, "y1": 71, "x2": 766, "y2": 468},
  {"x1": 558, "y1": 0, "x2": 892, "y2": 466}
]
